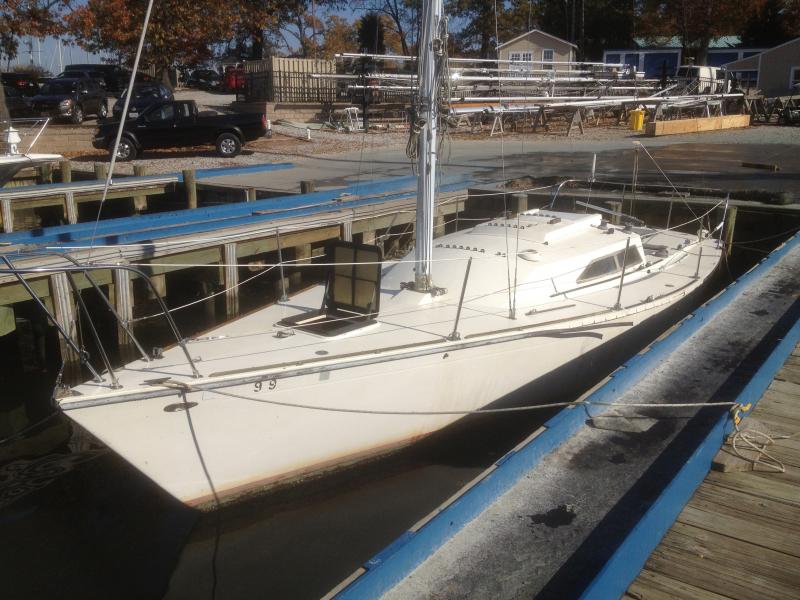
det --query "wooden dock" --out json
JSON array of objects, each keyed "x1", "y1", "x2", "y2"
[{"x1": 625, "y1": 343, "x2": 800, "y2": 600}]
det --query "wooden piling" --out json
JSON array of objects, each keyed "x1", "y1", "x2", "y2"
[
  {"x1": 112, "y1": 268, "x2": 135, "y2": 359},
  {"x1": 49, "y1": 272, "x2": 80, "y2": 376},
  {"x1": 290, "y1": 244, "x2": 312, "y2": 288},
  {"x1": 341, "y1": 221, "x2": 353, "y2": 242},
  {"x1": 513, "y1": 192, "x2": 528, "y2": 215},
  {"x1": 223, "y1": 243, "x2": 239, "y2": 318},
  {"x1": 64, "y1": 191, "x2": 78, "y2": 224},
  {"x1": 300, "y1": 180, "x2": 316, "y2": 194},
  {"x1": 434, "y1": 213, "x2": 445, "y2": 238},
  {"x1": 60, "y1": 160, "x2": 72, "y2": 183},
  {"x1": 133, "y1": 165, "x2": 148, "y2": 212},
  {"x1": 183, "y1": 169, "x2": 197, "y2": 209},
  {"x1": 245, "y1": 187, "x2": 257, "y2": 202},
  {"x1": 724, "y1": 206, "x2": 737, "y2": 256},
  {"x1": 94, "y1": 163, "x2": 108, "y2": 181},
  {"x1": 606, "y1": 201, "x2": 623, "y2": 225},
  {"x1": 39, "y1": 163, "x2": 53, "y2": 184}
]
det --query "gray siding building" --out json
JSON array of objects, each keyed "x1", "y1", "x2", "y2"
[{"x1": 725, "y1": 37, "x2": 800, "y2": 97}]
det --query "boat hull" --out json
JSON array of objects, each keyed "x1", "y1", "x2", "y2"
[{"x1": 65, "y1": 287, "x2": 705, "y2": 506}]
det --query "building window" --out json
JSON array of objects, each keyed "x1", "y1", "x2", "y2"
[
  {"x1": 542, "y1": 49, "x2": 554, "y2": 70},
  {"x1": 509, "y1": 52, "x2": 521, "y2": 62},
  {"x1": 791, "y1": 67, "x2": 800, "y2": 89}
]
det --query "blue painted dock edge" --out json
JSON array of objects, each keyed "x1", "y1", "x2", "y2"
[{"x1": 333, "y1": 233, "x2": 800, "y2": 600}]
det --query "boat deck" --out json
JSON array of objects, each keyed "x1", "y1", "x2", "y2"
[
  {"x1": 625, "y1": 344, "x2": 800, "y2": 600},
  {"x1": 328, "y1": 233, "x2": 800, "y2": 600}
]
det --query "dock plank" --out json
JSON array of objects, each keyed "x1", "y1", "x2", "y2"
[
  {"x1": 703, "y1": 470, "x2": 800, "y2": 507},
  {"x1": 677, "y1": 504, "x2": 800, "y2": 557},
  {"x1": 627, "y1": 569, "x2": 731, "y2": 600},
  {"x1": 645, "y1": 543, "x2": 793, "y2": 600},
  {"x1": 691, "y1": 484, "x2": 800, "y2": 528},
  {"x1": 659, "y1": 523, "x2": 800, "y2": 590},
  {"x1": 766, "y1": 379, "x2": 800, "y2": 398}
]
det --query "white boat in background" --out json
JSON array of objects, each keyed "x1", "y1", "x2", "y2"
[
  {"x1": 2, "y1": 0, "x2": 723, "y2": 507},
  {"x1": 0, "y1": 120, "x2": 62, "y2": 185}
]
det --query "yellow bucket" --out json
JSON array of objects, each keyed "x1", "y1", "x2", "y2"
[{"x1": 629, "y1": 109, "x2": 645, "y2": 131}]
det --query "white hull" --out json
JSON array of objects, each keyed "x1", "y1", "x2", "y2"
[{"x1": 61, "y1": 210, "x2": 722, "y2": 505}]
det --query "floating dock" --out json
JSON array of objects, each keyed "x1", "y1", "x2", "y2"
[
  {"x1": 625, "y1": 358, "x2": 800, "y2": 599},
  {"x1": 328, "y1": 232, "x2": 800, "y2": 599},
  {"x1": 0, "y1": 163, "x2": 295, "y2": 232}
]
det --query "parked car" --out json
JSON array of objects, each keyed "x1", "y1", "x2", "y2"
[
  {"x1": 112, "y1": 82, "x2": 173, "y2": 119},
  {"x1": 2, "y1": 85, "x2": 32, "y2": 118},
  {"x1": 62, "y1": 64, "x2": 132, "y2": 93},
  {"x1": 55, "y1": 69, "x2": 108, "y2": 90},
  {"x1": 223, "y1": 65, "x2": 245, "y2": 92},
  {"x1": 30, "y1": 78, "x2": 107, "y2": 124},
  {"x1": 93, "y1": 100, "x2": 266, "y2": 160},
  {"x1": 1, "y1": 72, "x2": 40, "y2": 96},
  {"x1": 188, "y1": 68, "x2": 222, "y2": 91}
]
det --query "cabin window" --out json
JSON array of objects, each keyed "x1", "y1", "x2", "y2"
[
  {"x1": 509, "y1": 52, "x2": 521, "y2": 62},
  {"x1": 577, "y1": 247, "x2": 643, "y2": 283},
  {"x1": 542, "y1": 49, "x2": 554, "y2": 70}
]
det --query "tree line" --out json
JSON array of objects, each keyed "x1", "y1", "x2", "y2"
[{"x1": 2, "y1": 0, "x2": 799, "y2": 72}]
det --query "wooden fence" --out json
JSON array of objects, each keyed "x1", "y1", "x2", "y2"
[{"x1": 245, "y1": 57, "x2": 337, "y2": 103}]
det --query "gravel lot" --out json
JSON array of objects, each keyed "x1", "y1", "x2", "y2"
[{"x1": 57, "y1": 87, "x2": 799, "y2": 179}]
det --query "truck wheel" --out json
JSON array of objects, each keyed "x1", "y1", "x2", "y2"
[
  {"x1": 216, "y1": 132, "x2": 241, "y2": 157},
  {"x1": 114, "y1": 137, "x2": 137, "y2": 161},
  {"x1": 71, "y1": 105, "x2": 84, "y2": 125}
]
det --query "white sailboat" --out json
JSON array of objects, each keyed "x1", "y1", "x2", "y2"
[{"x1": 11, "y1": 0, "x2": 723, "y2": 507}]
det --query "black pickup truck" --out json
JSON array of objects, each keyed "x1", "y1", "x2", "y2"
[{"x1": 93, "y1": 100, "x2": 266, "y2": 160}]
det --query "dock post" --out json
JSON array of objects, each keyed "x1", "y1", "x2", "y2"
[
  {"x1": 148, "y1": 273, "x2": 167, "y2": 300},
  {"x1": 341, "y1": 221, "x2": 353, "y2": 242},
  {"x1": 245, "y1": 187, "x2": 257, "y2": 202},
  {"x1": 223, "y1": 243, "x2": 239, "y2": 318},
  {"x1": 1, "y1": 198, "x2": 14, "y2": 233},
  {"x1": 300, "y1": 180, "x2": 315, "y2": 194},
  {"x1": 94, "y1": 163, "x2": 108, "y2": 181},
  {"x1": 513, "y1": 192, "x2": 528, "y2": 215},
  {"x1": 291, "y1": 244, "x2": 312, "y2": 288},
  {"x1": 607, "y1": 201, "x2": 622, "y2": 225},
  {"x1": 112, "y1": 268, "x2": 135, "y2": 359},
  {"x1": 64, "y1": 191, "x2": 78, "y2": 224},
  {"x1": 39, "y1": 163, "x2": 53, "y2": 184},
  {"x1": 133, "y1": 165, "x2": 148, "y2": 212},
  {"x1": 724, "y1": 206, "x2": 737, "y2": 256},
  {"x1": 434, "y1": 211, "x2": 445, "y2": 238},
  {"x1": 49, "y1": 272, "x2": 81, "y2": 377},
  {"x1": 183, "y1": 169, "x2": 197, "y2": 209},
  {"x1": 60, "y1": 160, "x2": 72, "y2": 183}
]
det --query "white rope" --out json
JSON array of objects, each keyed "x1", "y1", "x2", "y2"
[
  {"x1": 130, "y1": 263, "x2": 281, "y2": 322},
  {"x1": 730, "y1": 423, "x2": 797, "y2": 473},
  {"x1": 197, "y1": 385, "x2": 740, "y2": 416}
]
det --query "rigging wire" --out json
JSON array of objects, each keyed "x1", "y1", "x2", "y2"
[
  {"x1": 86, "y1": 0, "x2": 155, "y2": 260},
  {"x1": 492, "y1": 0, "x2": 513, "y2": 319}
]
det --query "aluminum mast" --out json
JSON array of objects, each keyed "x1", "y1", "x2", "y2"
[{"x1": 414, "y1": 0, "x2": 444, "y2": 292}]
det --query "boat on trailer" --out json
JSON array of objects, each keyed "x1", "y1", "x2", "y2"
[{"x1": 2, "y1": 0, "x2": 723, "y2": 507}]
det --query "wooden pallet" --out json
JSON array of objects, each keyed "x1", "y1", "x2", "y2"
[{"x1": 645, "y1": 115, "x2": 751, "y2": 137}]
